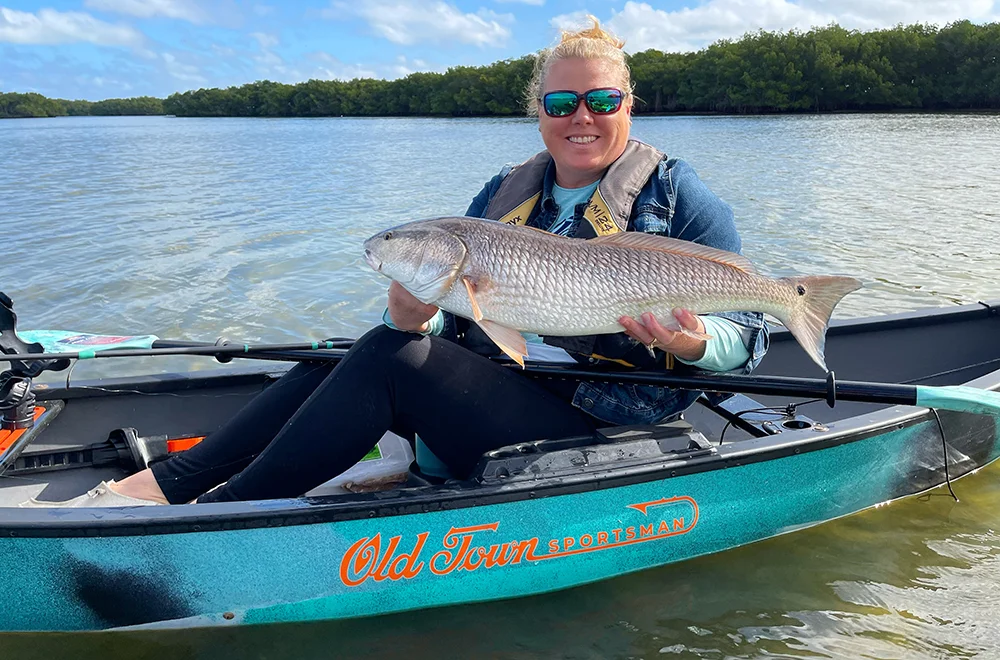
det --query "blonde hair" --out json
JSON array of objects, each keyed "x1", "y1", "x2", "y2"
[{"x1": 525, "y1": 15, "x2": 632, "y2": 117}]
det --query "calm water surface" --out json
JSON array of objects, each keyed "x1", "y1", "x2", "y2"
[{"x1": 1, "y1": 114, "x2": 999, "y2": 658}]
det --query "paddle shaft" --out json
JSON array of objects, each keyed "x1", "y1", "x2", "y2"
[
  {"x1": 0, "y1": 337, "x2": 953, "y2": 409},
  {"x1": 0, "y1": 340, "x2": 355, "y2": 362},
  {"x1": 152, "y1": 340, "x2": 919, "y2": 409}
]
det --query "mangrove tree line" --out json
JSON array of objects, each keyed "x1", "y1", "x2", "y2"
[{"x1": 3, "y1": 21, "x2": 998, "y2": 119}]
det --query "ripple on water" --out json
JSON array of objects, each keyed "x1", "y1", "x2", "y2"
[{"x1": 1, "y1": 115, "x2": 1000, "y2": 657}]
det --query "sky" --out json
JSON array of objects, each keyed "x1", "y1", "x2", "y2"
[{"x1": 1, "y1": 0, "x2": 998, "y2": 101}]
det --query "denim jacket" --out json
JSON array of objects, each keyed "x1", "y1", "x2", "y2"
[{"x1": 456, "y1": 155, "x2": 769, "y2": 426}]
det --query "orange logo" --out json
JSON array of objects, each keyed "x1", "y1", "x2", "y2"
[{"x1": 339, "y1": 496, "x2": 698, "y2": 587}]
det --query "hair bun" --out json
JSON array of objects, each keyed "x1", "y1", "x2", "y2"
[{"x1": 559, "y1": 15, "x2": 625, "y2": 49}]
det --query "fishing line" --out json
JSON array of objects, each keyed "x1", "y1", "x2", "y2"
[
  {"x1": 931, "y1": 408, "x2": 959, "y2": 502},
  {"x1": 717, "y1": 399, "x2": 822, "y2": 445},
  {"x1": 899, "y1": 356, "x2": 1000, "y2": 386},
  {"x1": 64, "y1": 359, "x2": 77, "y2": 389}
]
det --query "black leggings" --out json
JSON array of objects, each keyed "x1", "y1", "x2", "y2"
[{"x1": 151, "y1": 325, "x2": 600, "y2": 503}]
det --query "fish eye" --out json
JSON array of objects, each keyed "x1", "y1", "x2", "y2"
[{"x1": 384, "y1": 231, "x2": 393, "y2": 241}]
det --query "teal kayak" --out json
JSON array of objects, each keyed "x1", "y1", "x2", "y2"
[{"x1": 0, "y1": 300, "x2": 998, "y2": 632}]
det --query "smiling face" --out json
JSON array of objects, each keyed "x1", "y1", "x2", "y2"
[{"x1": 538, "y1": 57, "x2": 633, "y2": 188}]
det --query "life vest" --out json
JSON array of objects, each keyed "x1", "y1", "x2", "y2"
[
  {"x1": 482, "y1": 139, "x2": 664, "y2": 239},
  {"x1": 475, "y1": 139, "x2": 674, "y2": 369}
]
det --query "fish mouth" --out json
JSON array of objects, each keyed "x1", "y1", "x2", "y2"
[{"x1": 363, "y1": 248, "x2": 382, "y2": 273}]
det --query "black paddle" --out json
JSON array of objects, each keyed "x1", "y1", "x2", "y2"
[{"x1": 4, "y1": 337, "x2": 997, "y2": 416}]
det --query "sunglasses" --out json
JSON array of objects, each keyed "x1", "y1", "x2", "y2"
[{"x1": 541, "y1": 88, "x2": 625, "y2": 118}]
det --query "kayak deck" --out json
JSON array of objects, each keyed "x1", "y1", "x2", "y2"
[{"x1": 1, "y1": 301, "x2": 999, "y2": 509}]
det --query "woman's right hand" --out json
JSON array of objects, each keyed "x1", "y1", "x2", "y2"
[{"x1": 387, "y1": 281, "x2": 439, "y2": 333}]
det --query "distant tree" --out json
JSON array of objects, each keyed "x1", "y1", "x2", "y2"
[{"x1": 6, "y1": 21, "x2": 1000, "y2": 119}]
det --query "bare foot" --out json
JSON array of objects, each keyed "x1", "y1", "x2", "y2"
[{"x1": 108, "y1": 469, "x2": 171, "y2": 504}]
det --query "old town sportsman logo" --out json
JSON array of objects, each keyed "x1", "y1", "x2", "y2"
[{"x1": 339, "y1": 496, "x2": 698, "y2": 587}]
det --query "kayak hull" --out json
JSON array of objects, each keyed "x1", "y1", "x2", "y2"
[
  {"x1": 2, "y1": 407, "x2": 997, "y2": 631},
  {"x1": 1, "y1": 300, "x2": 999, "y2": 631}
]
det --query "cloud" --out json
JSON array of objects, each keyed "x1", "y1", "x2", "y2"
[
  {"x1": 496, "y1": 0, "x2": 543, "y2": 5},
  {"x1": 387, "y1": 55, "x2": 434, "y2": 77},
  {"x1": 84, "y1": 75, "x2": 133, "y2": 90},
  {"x1": 1, "y1": 46, "x2": 162, "y2": 99},
  {"x1": 247, "y1": 32, "x2": 302, "y2": 80},
  {"x1": 606, "y1": 0, "x2": 829, "y2": 52},
  {"x1": 798, "y1": 0, "x2": 999, "y2": 30},
  {"x1": 162, "y1": 51, "x2": 206, "y2": 84},
  {"x1": 309, "y1": 52, "x2": 379, "y2": 80},
  {"x1": 0, "y1": 7, "x2": 144, "y2": 47},
  {"x1": 549, "y1": 10, "x2": 593, "y2": 33},
  {"x1": 250, "y1": 31, "x2": 278, "y2": 49},
  {"x1": 552, "y1": 0, "x2": 1000, "y2": 54},
  {"x1": 84, "y1": 0, "x2": 210, "y2": 25},
  {"x1": 211, "y1": 43, "x2": 236, "y2": 57},
  {"x1": 325, "y1": 0, "x2": 513, "y2": 47}
]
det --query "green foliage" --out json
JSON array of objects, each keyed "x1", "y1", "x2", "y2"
[
  {"x1": 0, "y1": 92, "x2": 65, "y2": 118},
  {"x1": 0, "y1": 93, "x2": 163, "y2": 118},
  {"x1": 90, "y1": 97, "x2": 164, "y2": 115},
  {"x1": 4, "y1": 22, "x2": 1000, "y2": 119},
  {"x1": 626, "y1": 21, "x2": 1000, "y2": 113}
]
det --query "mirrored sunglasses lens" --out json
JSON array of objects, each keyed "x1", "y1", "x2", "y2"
[
  {"x1": 544, "y1": 93, "x2": 579, "y2": 117},
  {"x1": 586, "y1": 90, "x2": 622, "y2": 114}
]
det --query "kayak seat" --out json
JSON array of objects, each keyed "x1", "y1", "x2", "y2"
[{"x1": 413, "y1": 436, "x2": 455, "y2": 482}]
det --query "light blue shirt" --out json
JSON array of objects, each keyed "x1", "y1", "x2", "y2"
[{"x1": 549, "y1": 180, "x2": 600, "y2": 235}]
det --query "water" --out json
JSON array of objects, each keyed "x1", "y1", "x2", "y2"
[{"x1": 1, "y1": 113, "x2": 999, "y2": 657}]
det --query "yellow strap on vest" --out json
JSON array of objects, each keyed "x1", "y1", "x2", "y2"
[
  {"x1": 496, "y1": 187, "x2": 619, "y2": 235},
  {"x1": 582, "y1": 188, "x2": 618, "y2": 236},
  {"x1": 498, "y1": 192, "x2": 541, "y2": 226}
]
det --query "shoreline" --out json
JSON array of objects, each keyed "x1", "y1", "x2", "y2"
[{"x1": 5, "y1": 107, "x2": 1000, "y2": 121}]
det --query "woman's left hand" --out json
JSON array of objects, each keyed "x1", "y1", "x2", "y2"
[{"x1": 619, "y1": 309, "x2": 707, "y2": 362}]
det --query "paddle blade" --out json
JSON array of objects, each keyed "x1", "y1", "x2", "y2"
[
  {"x1": 916, "y1": 385, "x2": 1000, "y2": 416},
  {"x1": 20, "y1": 331, "x2": 158, "y2": 353}
]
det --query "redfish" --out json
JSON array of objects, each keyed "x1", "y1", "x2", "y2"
[{"x1": 364, "y1": 217, "x2": 862, "y2": 371}]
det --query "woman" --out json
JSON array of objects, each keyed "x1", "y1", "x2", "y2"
[{"x1": 25, "y1": 17, "x2": 767, "y2": 507}]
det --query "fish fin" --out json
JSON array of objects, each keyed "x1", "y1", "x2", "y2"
[
  {"x1": 462, "y1": 276, "x2": 483, "y2": 322},
  {"x1": 477, "y1": 320, "x2": 527, "y2": 368},
  {"x1": 402, "y1": 265, "x2": 462, "y2": 304},
  {"x1": 776, "y1": 275, "x2": 864, "y2": 372},
  {"x1": 660, "y1": 314, "x2": 714, "y2": 342},
  {"x1": 592, "y1": 233, "x2": 757, "y2": 274}
]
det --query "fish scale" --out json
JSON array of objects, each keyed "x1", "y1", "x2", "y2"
[
  {"x1": 364, "y1": 217, "x2": 863, "y2": 371},
  {"x1": 445, "y1": 222, "x2": 766, "y2": 332}
]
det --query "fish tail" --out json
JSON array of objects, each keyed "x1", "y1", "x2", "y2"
[{"x1": 776, "y1": 275, "x2": 863, "y2": 372}]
